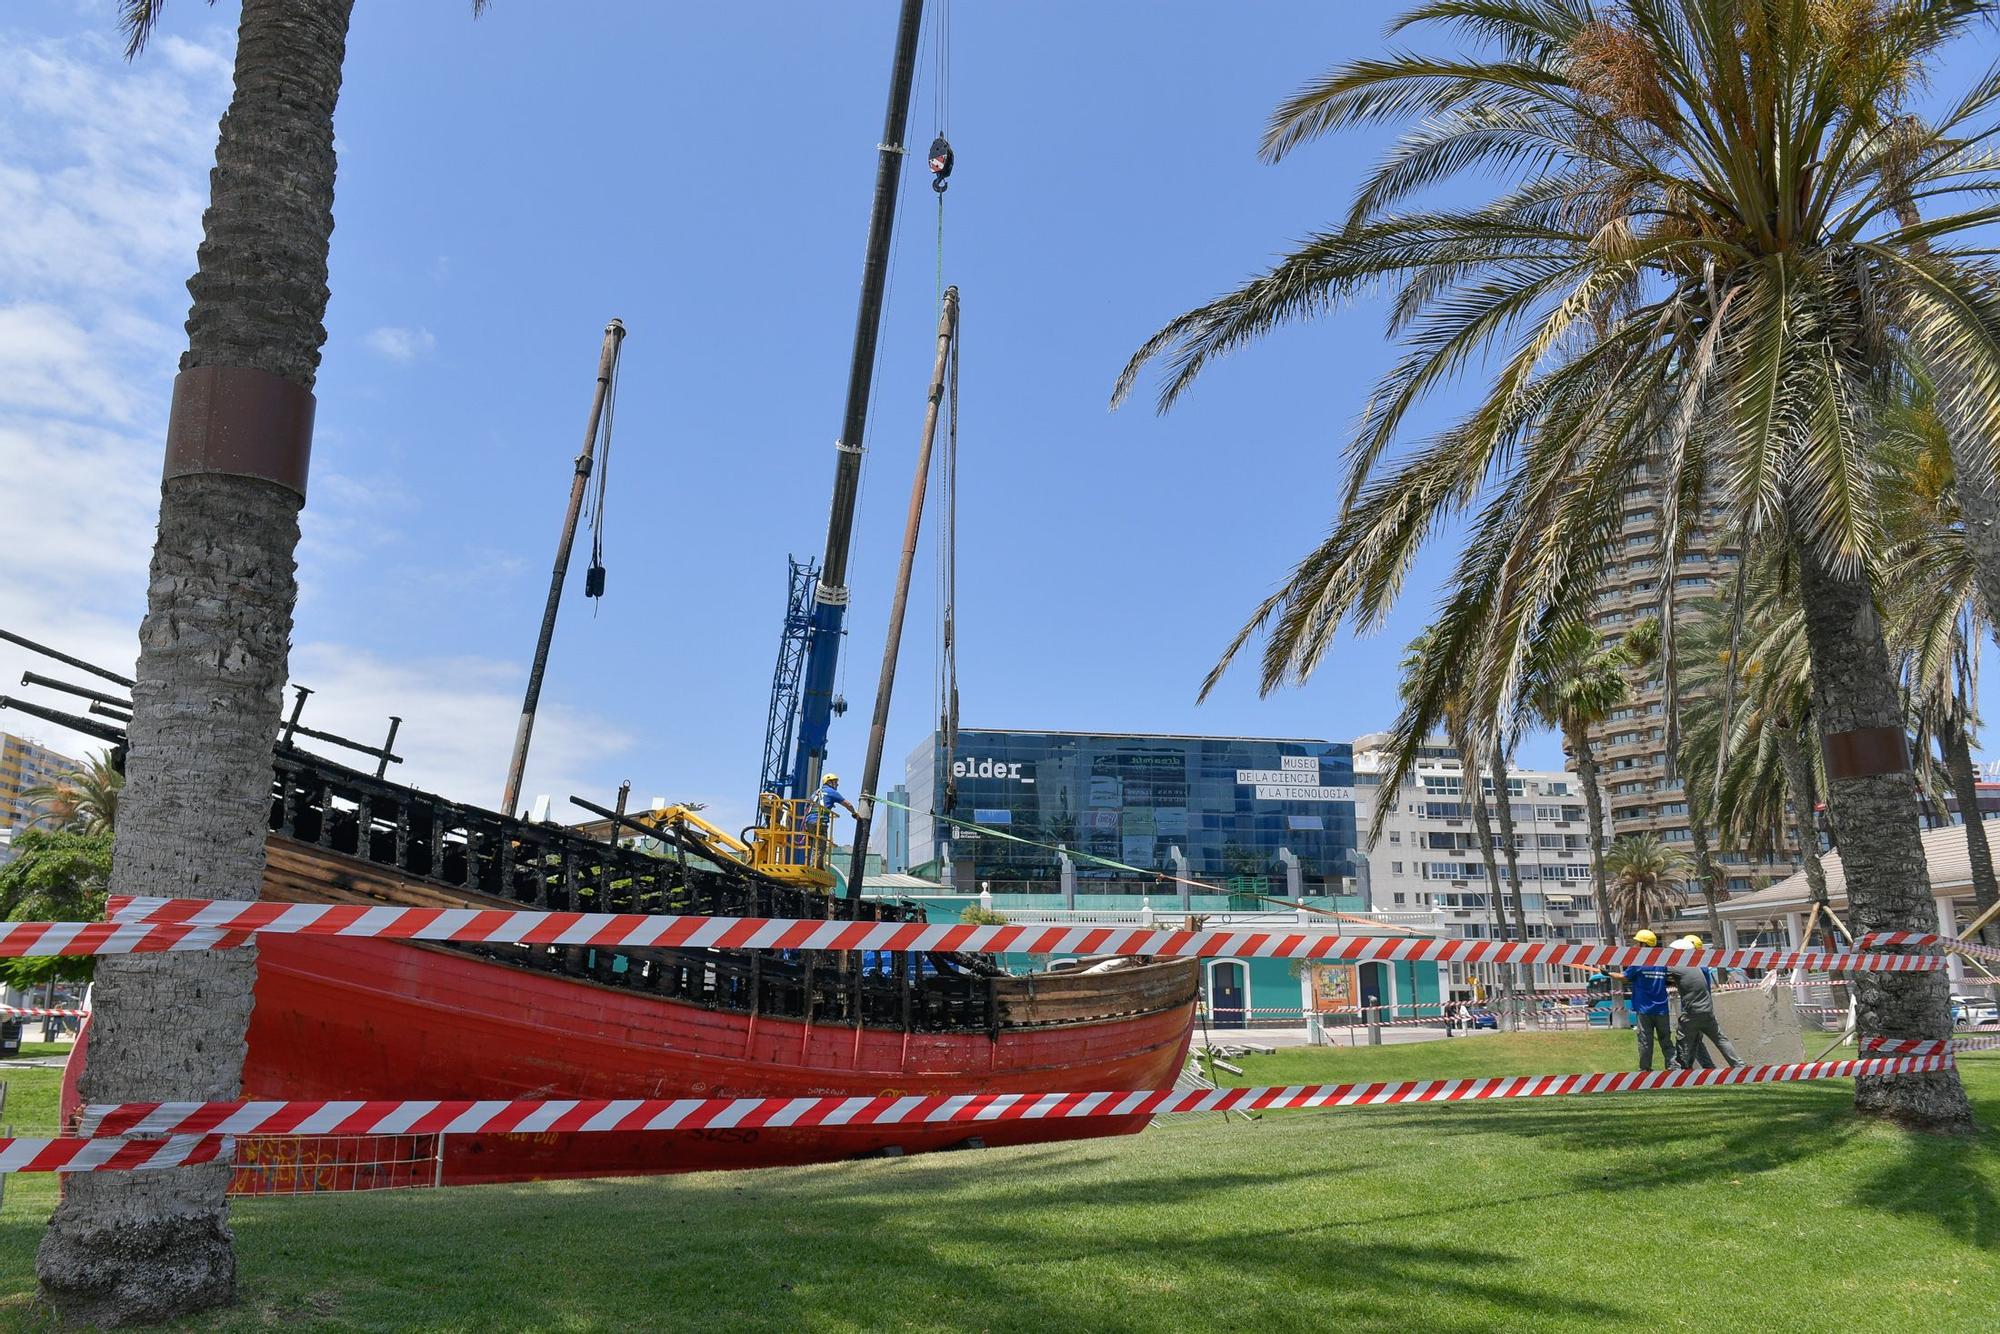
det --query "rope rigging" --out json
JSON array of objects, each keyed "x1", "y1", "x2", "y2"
[
  {"x1": 584, "y1": 341, "x2": 621, "y2": 603},
  {"x1": 926, "y1": 0, "x2": 960, "y2": 818}
]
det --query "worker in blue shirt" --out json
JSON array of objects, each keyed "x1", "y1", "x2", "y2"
[
  {"x1": 809, "y1": 773, "x2": 857, "y2": 822},
  {"x1": 1622, "y1": 928, "x2": 1676, "y2": 1072},
  {"x1": 800, "y1": 773, "x2": 857, "y2": 871}
]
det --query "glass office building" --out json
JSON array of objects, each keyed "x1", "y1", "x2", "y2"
[{"x1": 904, "y1": 729, "x2": 1356, "y2": 895}]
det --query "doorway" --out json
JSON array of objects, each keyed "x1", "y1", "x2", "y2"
[{"x1": 1209, "y1": 960, "x2": 1248, "y2": 1028}]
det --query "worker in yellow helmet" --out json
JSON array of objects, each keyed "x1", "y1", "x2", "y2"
[
  {"x1": 1622, "y1": 928, "x2": 1674, "y2": 1071},
  {"x1": 803, "y1": 772, "x2": 857, "y2": 871}
]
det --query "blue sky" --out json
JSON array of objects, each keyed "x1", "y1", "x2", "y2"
[{"x1": 3, "y1": 2, "x2": 1995, "y2": 837}]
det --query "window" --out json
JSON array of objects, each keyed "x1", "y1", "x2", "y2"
[
  {"x1": 1388, "y1": 830, "x2": 1402, "y2": 845},
  {"x1": 1390, "y1": 861, "x2": 1403, "y2": 875},
  {"x1": 1537, "y1": 833, "x2": 1564, "y2": 850},
  {"x1": 1534, "y1": 804, "x2": 1562, "y2": 821},
  {"x1": 1422, "y1": 775, "x2": 1464, "y2": 796},
  {"x1": 1462, "y1": 924, "x2": 1486, "y2": 940},
  {"x1": 1393, "y1": 892, "x2": 1406, "y2": 905},
  {"x1": 1662, "y1": 828, "x2": 1693, "y2": 842}
]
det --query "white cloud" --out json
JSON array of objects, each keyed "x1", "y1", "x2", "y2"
[
  {"x1": 155, "y1": 35, "x2": 232, "y2": 85},
  {"x1": 363, "y1": 325, "x2": 436, "y2": 363},
  {"x1": 0, "y1": 24, "x2": 635, "y2": 818}
]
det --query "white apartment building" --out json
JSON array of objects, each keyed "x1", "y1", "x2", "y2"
[{"x1": 1352, "y1": 733, "x2": 1607, "y2": 998}]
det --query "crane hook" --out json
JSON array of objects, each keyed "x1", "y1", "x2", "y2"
[{"x1": 928, "y1": 135, "x2": 954, "y2": 193}]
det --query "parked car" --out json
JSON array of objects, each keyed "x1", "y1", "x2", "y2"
[
  {"x1": 1469, "y1": 1008, "x2": 1499, "y2": 1031},
  {"x1": 1952, "y1": 995, "x2": 1999, "y2": 1028}
]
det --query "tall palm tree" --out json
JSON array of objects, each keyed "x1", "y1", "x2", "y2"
[
  {"x1": 1602, "y1": 832, "x2": 1693, "y2": 932},
  {"x1": 38, "y1": 2, "x2": 487, "y2": 1322},
  {"x1": 1878, "y1": 377, "x2": 2000, "y2": 946},
  {"x1": 1525, "y1": 619, "x2": 1628, "y2": 944},
  {"x1": 1123, "y1": 0, "x2": 1998, "y2": 1131},
  {"x1": 1389, "y1": 633, "x2": 1513, "y2": 1007},
  {"x1": 1619, "y1": 613, "x2": 1731, "y2": 939}
]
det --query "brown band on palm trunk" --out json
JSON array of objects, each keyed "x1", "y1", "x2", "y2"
[
  {"x1": 163, "y1": 365, "x2": 315, "y2": 498},
  {"x1": 1822, "y1": 726, "x2": 1910, "y2": 780}
]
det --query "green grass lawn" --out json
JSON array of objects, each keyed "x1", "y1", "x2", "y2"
[{"x1": 2, "y1": 1034, "x2": 1997, "y2": 1331}]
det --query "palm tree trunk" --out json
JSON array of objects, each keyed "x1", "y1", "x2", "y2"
[
  {"x1": 1773, "y1": 724, "x2": 1834, "y2": 923},
  {"x1": 1686, "y1": 801, "x2": 1724, "y2": 941},
  {"x1": 1488, "y1": 738, "x2": 1533, "y2": 1003},
  {"x1": 1792, "y1": 533, "x2": 1975, "y2": 1133},
  {"x1": 1938, "y1": 713, "x2": 2000, "y2": 949},
  {"x1": 1458, "y1": 727, "x2": 1508, "y2": 1012},
  {"x1": 1566, "y1": 724, "x2": 1620, "y2": 945},
  {"x1": 37, "y1": 1, "x2": 353, "y2": 1321}
]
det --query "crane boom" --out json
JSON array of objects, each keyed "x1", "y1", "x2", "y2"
[{"x1": 786, "y1": 0, "x2": 927, "y2": 802}]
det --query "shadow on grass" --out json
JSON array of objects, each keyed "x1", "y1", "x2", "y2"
[
  {"x1": 1288, "y1": 1081, "x2": 2000, "y2": 1248},
  {"x1": 199, "y1": 1151, "x2": 1623, "y2": 1331}
]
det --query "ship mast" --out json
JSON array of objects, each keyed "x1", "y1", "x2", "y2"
[
  {"x1": 787, "y1": 0, "x2": 927, "y2": 802},
  {"x1": 847, "y1": 287, "x2": 958, "y2": 897},
  {"x1": 501, "y1": 319, "x2": 625, "y2": 818}
]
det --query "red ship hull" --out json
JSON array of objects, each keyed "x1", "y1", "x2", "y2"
[{"x1": 70, "y1": 934, "x2": 1196, "y2": 1187}]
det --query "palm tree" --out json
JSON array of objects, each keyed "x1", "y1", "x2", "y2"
[
  {"x1": 21, "y1": 778, "x2": 81, "y2": 834},
  {"x1": 1121, "y1": 0, "x2": 1995, "y2": 1131},
  {"x1": 1879, "y1": 386, "x2": 2000, "y2": 946},
  {"x1": 38, "y1": 2, "x2": 488, "y2": 1321},
  {"x1": 1601, "y1": 832, "x2": 1693, "y2": 933},
  {"x1": 1617, "y1": 613, "x2": 1733, "y2": 940},
  {"x1": 1525, "y1": 620, "x2": 1628, "y2": 944},
  {"x1": 26, "y1": 755, "x2": 124, "y2": 836},
  {"x1": 1387, "y1": 633, "x2": 1514, "y2": 1009}
]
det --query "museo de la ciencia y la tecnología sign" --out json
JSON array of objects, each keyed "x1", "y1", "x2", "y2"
[{"x1": 1234, "y1": 754, "x2": 1355, "y2": 802}]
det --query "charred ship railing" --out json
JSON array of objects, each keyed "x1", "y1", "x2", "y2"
[{"x1": 0, "y1": 663, "x2": 997, "y2": 1034}]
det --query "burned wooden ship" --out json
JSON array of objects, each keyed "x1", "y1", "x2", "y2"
[{"x1": 5, "y1": 666, "x2": 1197, "y2": 1187}]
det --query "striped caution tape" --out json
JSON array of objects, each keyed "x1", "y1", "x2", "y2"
[
  {"x1": 0, "y1": 1134, "x2": 231, "y2": 1174},
  {"x1": 70, "y1": 1056, "x2": 1951, "y2": 1145},
  {"x1": 0, "y1": 898, "x2": 1944, "y2": 974},
  {"x1": 1860, "y1": 1035, "x2": 2000, "y2": 1056},
  {"x1": 1860, "y1": 1036, "x2": 1950, "y2": 1056},
  {"x1": 0, "y1": 1007, "x2": 86, "y2": 1018},
  {"x1": 1853, "y1": 932, "x2": 2000, "y2": 965}
]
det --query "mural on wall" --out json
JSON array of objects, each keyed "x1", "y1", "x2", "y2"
[{"x1": 1309, "y1": 963, "x2": 1359, "y2": 1011}]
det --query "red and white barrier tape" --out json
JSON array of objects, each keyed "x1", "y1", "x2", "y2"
[
  {"x1": 73, "y1": 1056, "x2": 1950, "y2": 1144},
  {"x1": 1854, "y1": 931, "x2": 2000, "y2": 964},
  {"x1": 0, "y1": 1007, "x2": 86, "y2": 1018},
  {"x1": 0, "y1": 898, "x2": 1939, "y2": 974},
  {"x1": 0, "y1": 1056, "x2": 1947, "y2": 1175},
  {"x1": 1860, "y1": 1036, "x2": 1949, "y2": 1056},
  {"x1": 0, "y1": 1134, "x2": 230, "y2": 1174},
  {"x1": 1861, "y1": 1034, "x2": 2000, "y2": 1056}
]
